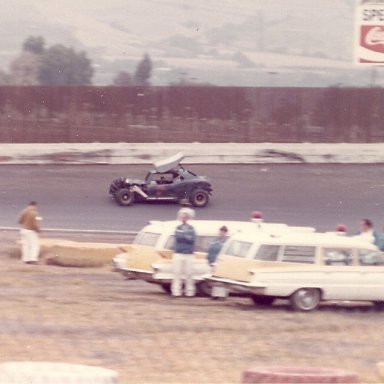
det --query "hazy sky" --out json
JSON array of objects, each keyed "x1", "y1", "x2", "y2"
[
  {"x1": 1, "y1": 0, "x2": 353, "y2": 60},
  {"x1": 0, "y1": 1, "x2": 362, "y2": 85}
]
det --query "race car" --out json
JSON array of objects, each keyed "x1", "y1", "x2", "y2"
[{"x1": 108, "y1": 152, "x2": 213, "y2": 207}]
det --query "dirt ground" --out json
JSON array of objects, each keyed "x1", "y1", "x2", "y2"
[{"x1": 1, "y1": 231, "x2": 384, "y2": 384}]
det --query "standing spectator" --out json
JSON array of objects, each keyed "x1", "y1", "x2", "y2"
[
  {"x1": 18, "y1": 201, "x2": 41, "y2": 264},
  {"x1": 171, "y1": 209, "x2": 196, "y2": 297},
  {"x1": 357, "y1": 219, "x2": 384, "y2": 250},
  {"x1": 358, "y1": 219, "x2": 375, "y2": 242},
  {"x1": 207, "y1": 226, "x2": 229, "y2": 300}
]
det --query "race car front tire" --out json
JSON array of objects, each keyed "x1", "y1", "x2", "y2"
[{"x1": 116, "y1": 188, "x2": 135, "y2": 206}]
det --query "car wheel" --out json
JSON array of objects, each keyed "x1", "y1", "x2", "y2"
[
  {"x1": 196, "y1": 281, "x2": 212, "y2": 297},
  {"x1": 190, "y1": 189, "x2": 209, "y2": 207},
  {"x1": 116, "y1": 188, "x2": 135, "y2": 206},
  {"x1": 251, "y1": 295, "x2": 275, "y2": 306},
  {"x1": 289, "y1": 288, "x2": 321, "y2": 311},
  {"x1": 160, "y1": 283, "x2": 171, "y2": 294}
]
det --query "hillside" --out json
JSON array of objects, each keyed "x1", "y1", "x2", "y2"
[{"x1": 0, "y1": 1, "x2": 372, "y2": 86}]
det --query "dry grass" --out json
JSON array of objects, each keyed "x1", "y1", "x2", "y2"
[
  {"x1": 1, "y1": 233, "x2": 384, "y2": 383},
  {"x1": 8, "y1": 237, "x2": 128, "y2": 268}
]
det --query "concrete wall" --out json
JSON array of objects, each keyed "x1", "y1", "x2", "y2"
[{"x1": 2, "y1": 142, "x2": 384, "y2": 164}]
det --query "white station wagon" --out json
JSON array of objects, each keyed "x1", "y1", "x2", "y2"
[
  {"x1": 114, "y1": 219, "x2": 235, "y2": 295},
  {"x1": 205, "y1": 231, "x2": 384, "y2": 311},
  {"x1": 114, "y1": 219, "x2": 315, "y2": 296}
]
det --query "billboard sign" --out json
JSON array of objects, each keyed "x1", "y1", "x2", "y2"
[{"x1": 355, "y1": 0, "x2": 384, "y2": 63}]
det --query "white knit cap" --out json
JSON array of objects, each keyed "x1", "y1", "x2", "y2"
[{"x1": 178, "y1": 207, "x2": 195, "y2": 219}]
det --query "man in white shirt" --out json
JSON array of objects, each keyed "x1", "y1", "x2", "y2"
[{"x1": 356, "y1": 219, "x2": 376, "y2": 244}]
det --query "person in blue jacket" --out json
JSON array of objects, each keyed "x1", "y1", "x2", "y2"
[
  {"x1": 207, "y1": 226, "x2": 228, "y2": 266},
  {"x1": 207, "y1": 225, "x2": 229, "y2": 300},
  {"x1": 171, "y1": 208, "x2": 196, "y2": 297}
]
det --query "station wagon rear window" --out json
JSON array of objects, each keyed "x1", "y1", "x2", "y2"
[
  {"x1": 281, "y1": 245, "x2": 315, "y2": 264},
  {"x1": 254, "y1": 244, "x2": 280, "y2": 261},
  {"x1": 134, "y1": 232, "x2": 161, "y2": 247},
  {"x1": 164, "y1": 236, "x2": 174, "y2": 250},
  {"x1": 224, "y1": 240, "x2": 252, "y2": 258}
]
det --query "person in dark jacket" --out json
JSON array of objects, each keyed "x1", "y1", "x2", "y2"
[
  {"x1": 207, "y1": 226, "x2": 229, "y2": 300},
  {"x1": 207, "y1": 225, "x2": 228, "y2": 266},
  {"x1": 171, "y1": 209, "x2": 196, "y2": 297}
]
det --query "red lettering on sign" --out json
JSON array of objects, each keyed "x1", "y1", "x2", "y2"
[{"x1": 360, "y1": 25, "x2": 384, "y2": 53}]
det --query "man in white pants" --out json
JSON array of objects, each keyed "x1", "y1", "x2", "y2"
[
  {"x1": 18, "y1": 201, "x2": 41, "y2": 264},
  {"x1": 171, "y1": 208, "x2": 196, "y2": 297}
]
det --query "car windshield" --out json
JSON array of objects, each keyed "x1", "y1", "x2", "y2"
[
  {"x1": 134, "y1": 231, "x2": 161, "y2": 246},
  {"x1": 182, "y1": 169, "x2": 197, "y2": 177},
  {"x1": 223, "y1": 240, "x2": 252, "y2": 258}
]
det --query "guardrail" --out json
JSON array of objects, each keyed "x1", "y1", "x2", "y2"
[
  {"x1": 1, "y1": 227, "x2": 137, "y2": 243},
  {"x1": 2, "y1": 143, "x2": 384, "y2": 164}
]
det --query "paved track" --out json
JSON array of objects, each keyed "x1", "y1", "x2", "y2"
[{"x1": 1, "y1": 163, "x2": 383, "y2": 234}]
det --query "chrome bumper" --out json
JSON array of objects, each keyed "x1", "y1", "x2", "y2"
[
  {"x1": 205, "y1": 276, "x2": 264, "y2": 295},
  {"x1": 118, "y1": 268, "x2": 155, "y2": 283}
]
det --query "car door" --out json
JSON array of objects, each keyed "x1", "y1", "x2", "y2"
[
  {"x1": 352, "y1": 248, "x2": 384, "y2": 300},
  {"x1": 320, "y1": 247, "x2": 365, "y2": 300},
  {"x1": 321, "y1": 246, "x2": 384, "y2": 302},
  {"x1": 271, "y1": 245, "x2": 318, "y2": 290}
]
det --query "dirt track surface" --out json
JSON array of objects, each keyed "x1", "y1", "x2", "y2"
[{"x1": 1, "y1": 232, "x2": 384, "y2": 383}]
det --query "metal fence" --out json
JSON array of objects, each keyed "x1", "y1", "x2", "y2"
[{"x1": 0, "y1": 85, "x2": 383, "y2": 143}]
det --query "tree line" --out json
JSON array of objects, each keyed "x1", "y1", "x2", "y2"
[{"x1": 0, "y1": 36, "x2": 152, "y2": 86}]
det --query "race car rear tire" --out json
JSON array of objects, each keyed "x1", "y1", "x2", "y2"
[
  {"x1": 116, "y1": 188, "x2": 135, "y2": 206},
  {"x1": 190, "y1": 189, "x2": 209, "y2": 208}
]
